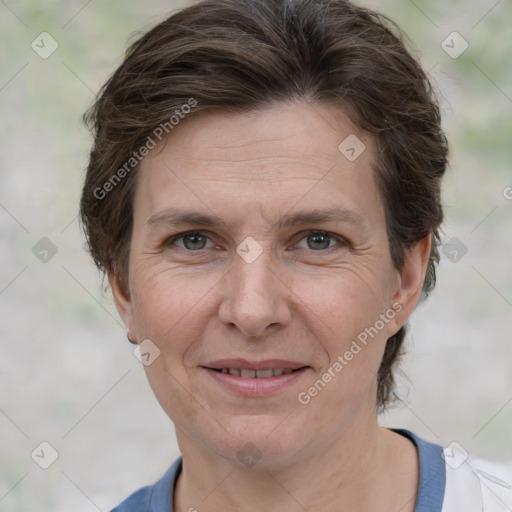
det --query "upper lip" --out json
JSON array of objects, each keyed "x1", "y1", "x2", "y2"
[{"x1": 203, "y1": 358, "x2": 307, "y2": 370}]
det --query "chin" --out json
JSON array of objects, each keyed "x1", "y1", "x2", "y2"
[
  {"x1": 194, "y1": 413, "x2": 314, "y2": 470},
  {"x1": 215, "y1": 439, "x2": 306, "y2": 471}
]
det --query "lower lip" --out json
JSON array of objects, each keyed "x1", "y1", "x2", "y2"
[{"x1": 203, "y1": 367, "x2": 309, "y2": 397}]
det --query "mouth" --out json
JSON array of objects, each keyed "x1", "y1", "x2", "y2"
[
  {"x1": 204, "y1": 358, "x2": 308, "y2": 375},
  {"x1": 211, "y1": 368, "x2": 299, "y2": 378},
  {"x1": 202, "y1": 359, "x2": 310, "y2": 396}
]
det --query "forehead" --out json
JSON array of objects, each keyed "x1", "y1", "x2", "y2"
[{"x1": 134, "y1": 101, "x2": 384, "y2": 229}]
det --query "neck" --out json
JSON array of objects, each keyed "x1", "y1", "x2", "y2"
[{"x1": 173, "y1": 412, "x2": 418, "y2": 512}]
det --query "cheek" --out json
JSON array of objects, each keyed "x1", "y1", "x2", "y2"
[
  {"x1": 129, "y1": 270, "x2": 221, "y2": 423},
  {"x1": 296, "y1": 293, "x2": 389, "y2": 425},
  {"x1": 290, "y1": 269, "x2": 392, "y2": 405},
  {"x1": 129, "y1": 268, "x2": 222, "y2": 402},
  {"x1": 290, "y1": 265, "x2": 392, "y2": 343},
  {"x1": 130, "y1": 265, "x2": 218, "y2": 336}
]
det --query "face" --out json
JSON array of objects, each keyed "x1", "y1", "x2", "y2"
[{"x1": 112, "y1": 101, "x2": 427, "y2": 468}]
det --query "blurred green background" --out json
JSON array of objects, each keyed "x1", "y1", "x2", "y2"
[{"x1": 0, "y1": 0, "x2": 511, "y2": 510}]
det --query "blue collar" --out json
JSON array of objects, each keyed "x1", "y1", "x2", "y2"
[{"x1": 112, "y1": 429, "x2": 446, "y2": 511}]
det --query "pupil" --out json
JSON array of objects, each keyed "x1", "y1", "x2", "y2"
[
  {"x1": 308, "y1": 233, "x2": 330, "y2": 250},
  {"x1": 184, "y1": 234, "x2": 206, "y2": 250}
]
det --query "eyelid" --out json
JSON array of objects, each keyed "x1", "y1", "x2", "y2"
[
  {"x1": 293, "y1": 229, "x2": 348, "y2": 249},
  {"x1": 164, "y1": 229, "x2": 348, "y2": 251},
  {"x1": 164, "y1": 230, "x2": 216, "y2": 249}
]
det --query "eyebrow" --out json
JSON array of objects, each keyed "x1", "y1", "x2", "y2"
[{"x1": 146, "y1": 206, "x2": 369, "y2": 232}]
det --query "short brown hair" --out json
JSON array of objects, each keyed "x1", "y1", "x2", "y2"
[{"x1": 80, "y1": 0, "x2": 448, "y2": 411}]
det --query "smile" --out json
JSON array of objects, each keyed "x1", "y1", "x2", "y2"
[
  {"x1": 214, "y1": 368, "x2": 296, "y2": 378},
  {"x1": 203, "y1": 361, "x2": 310, "y2": 397}
]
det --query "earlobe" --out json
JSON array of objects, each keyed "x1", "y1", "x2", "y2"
[
  {"x1": 387, "y1": 234, "x2": 432, "y2": 337},
  {"x1": 108, "y1": 271, "x2": 135, "y2": 335}
]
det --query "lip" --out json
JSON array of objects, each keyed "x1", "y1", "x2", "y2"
[
  {"x1": 202, "y1": 359, "x2": 310, "y2": 397},
  {"x1": 204, "y1": 358, "x2": 306, "y2": 371}
]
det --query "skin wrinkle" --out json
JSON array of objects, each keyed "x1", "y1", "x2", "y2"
[
  {"x1": 80, "y1": 0, "x2": 449, "y2": 422},
  {"x1": 145, "y1": 204, "x2": 371, "y2": 234},
  {"x1": 76, "y1": 1, "x2": 451, "y2": 505},
  {"x1": 110, "y1": 102, "x2": 426, "y2": 511},
  {"x1": 172, "y1": 158, "x2": 341, "y2": 181}
]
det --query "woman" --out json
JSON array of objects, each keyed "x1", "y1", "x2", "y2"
[{"x1": 80, "y1": 0, "x2": 512, "y2": 510}]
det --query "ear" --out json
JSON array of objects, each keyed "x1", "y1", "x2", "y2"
[
  {"x1": 386, "y1": 234, "x2": 431, "y2": 338},
  {"x1": 108, "y1": 271, "x2": 136, "y2": 338}
]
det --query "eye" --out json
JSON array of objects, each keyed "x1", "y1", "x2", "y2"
[
  {"x1": 167, "y1": 231, "x2": 215, "y2": 251},
  {"x1": 164, "y1": 230, "x2": 346, "y2": 253},
  {"x1": 296, "y1": 231, "x2": 344, "y2": 251}
]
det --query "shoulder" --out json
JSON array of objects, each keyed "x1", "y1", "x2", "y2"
[
  {"x1": 111, "y1": 485, "x2": 152, "y2": 512},
  {"x1": 441, "y1": 444, "x2": 512, "y2": 512},
  {"x1": 393, "y1": 429, "x2": 512, "y2": 512},
  {"x1": 110, "y1": 457, "x2": 182, "y2": 512}
]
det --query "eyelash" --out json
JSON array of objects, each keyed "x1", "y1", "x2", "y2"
[{"x1": 164, "y1": 230, "x2": 348, "y2": 252}]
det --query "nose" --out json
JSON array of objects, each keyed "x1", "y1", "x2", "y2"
[{"x1": 218, "y1": 252, "x2": 292, "y2": 338}]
